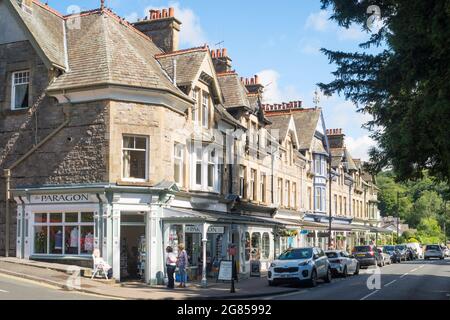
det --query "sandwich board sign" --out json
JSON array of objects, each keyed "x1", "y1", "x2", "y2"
[{"x1": 218, "y1": 260, "x2": 233, "y2": 281}]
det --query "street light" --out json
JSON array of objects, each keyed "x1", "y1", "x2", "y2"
[{"x1": 396, "y1": 191, "x2": 408, "y2": 244}]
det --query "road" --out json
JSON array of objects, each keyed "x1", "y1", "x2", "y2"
[
  {"x1": 0, "y1": 273, "x2": 112, "y2": 300},
  {"x1": 256, "y1": 258, "x2": 450, "y2": 300}
]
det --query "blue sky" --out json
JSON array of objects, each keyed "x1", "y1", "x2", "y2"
[{"x1": 50, "y1": 0, "x2": 379, "y2": 160}]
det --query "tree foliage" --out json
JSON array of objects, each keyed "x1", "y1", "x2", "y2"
[{"x1": 318, "y1": 0, "x2": 450, "y2": 182}]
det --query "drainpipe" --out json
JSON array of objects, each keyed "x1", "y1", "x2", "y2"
[{"x1": 3, "y1": 93, "x2": 71, "y2": 257}]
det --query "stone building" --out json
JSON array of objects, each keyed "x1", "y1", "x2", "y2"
[{"x1": 0, "y1": 0, "x2": 386, "y2": 285}]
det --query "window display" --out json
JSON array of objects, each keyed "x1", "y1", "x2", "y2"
[
  {"x1": 262, "y1": 233, "x2": 270, "y2": 259},
  {"x1": 33, "y1": 212, "x2": 95, "y2": 255},
  {"x1": 244, "y1": 232, "x2": 250, "y2": 261},
  {"x1": 251, "y1": 233, "x2": 261, "y2": 260}
]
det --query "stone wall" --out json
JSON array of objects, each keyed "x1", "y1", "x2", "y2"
[{"x1": 0, "y1": 41, "x2": 109, "y2": 256}]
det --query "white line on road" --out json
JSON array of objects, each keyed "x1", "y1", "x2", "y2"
[
  {"x1": 400, "y1": 273, "x2": 409, "y2": 278},
  {"x1": 360, "y1": 290, "x2": 379, "y2": 300},
  {"x1": 0, "y1": 289, "x2": 8, "y2": 293},
  {"x1": 384, "y1": 280, "x2": 397, "y2": 287}
]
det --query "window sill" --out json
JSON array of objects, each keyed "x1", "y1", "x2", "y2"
[
  {"x1": 2, "y1": 108, "x2": 30, "y2": 116},
  {"x1": 117, "y1": 180, "x2": 152, "y2": 187}
]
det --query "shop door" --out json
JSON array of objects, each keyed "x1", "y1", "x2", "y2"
[{"x1": 120, "y1": 213, "x2": 146, "y2": 281}]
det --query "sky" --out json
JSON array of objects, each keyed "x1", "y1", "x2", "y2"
[{"x1": 50, "y1": 0, "x2": 379, "y2": 160}]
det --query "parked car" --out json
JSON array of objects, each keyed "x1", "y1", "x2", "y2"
[
  {"x1": 383, "y1": 245, "x2": 401, "y2": 263},
  {"x1": 325, "y1": 250, "x2": 360, "y2": 277},
  {"x1": 377, "y1": 248, "x2": 392, "y2": 266},
  {"x1": 352, "y1": 245, "x2": 383, "y2": 268},
  {"x1": 424, "y1": 244, "x2": 445, "y2": 260},
  {"x1": 407, "y1": 243, "x2": 423, "y2": 259},
  {"x1": 394, "y1": 245, "x2": 409, "y2": 262},
  {"x1": 443, "y1": 247, "x2": 450, "y2": 257},
  {"x1": 268, "y1": 247, "x2": 332, "y2": 287}
]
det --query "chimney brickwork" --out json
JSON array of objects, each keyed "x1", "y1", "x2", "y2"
[
  {"x1": 211, "y1": 48, "x2": 232, "y2": 73},
  {"x1": 132, "y1": 7, "x2": 181, "y2": 53},
  {"x1": 326, "y1": 128, "x2": 345, "y2": 148}
]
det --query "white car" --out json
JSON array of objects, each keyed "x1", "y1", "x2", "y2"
[
  {"x1": 268, "y1": 247, "x2": 332, "y2": 287},
  {"x1": 325, "y1": 250, "x2": 360, "y2": 277},
  {"x1": 442, "y1": 246, "x2": 449, "y2": 257},
  {"x1": 424, "y1": 244, "x2": 445, "y2": 260},
  {"x1": 407, "y1": 242, "x2": 423, "y2": 259}
]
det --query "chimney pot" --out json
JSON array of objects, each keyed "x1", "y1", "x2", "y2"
[
  {"x1": 211, "y1": 50, "x2": 216, "y2": 58},
  {"x1": 222, "y1": 48, "x2": 227, "y2": 57},
  {"x1": 254, "y1": 75, "x2": 259, "y2": 84},
  {"x1": 251, "y1": 78, "x2": 255, "y2": 85},
  {"x1": 157, "y1": 10, "x2": 162, "y2": 18},
  {"x1": 216, "y1": 49, "x2": 221, "y2": 58},
  {"x1": 169, "y1": 7, "x2": 175, "y2": 17},
  {"x1": 162, "y1": 9, "x2": 167, "y2": 18}
]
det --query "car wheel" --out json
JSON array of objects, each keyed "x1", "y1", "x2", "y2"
[
  {"x1": 309, "y1": 269, "x2": 318, "y2": 287},
  {"x1": 324, "y1": 268, "x2": 332, "y2": 283},
  {"x1": 354, "y1": 264, "x2": 360, "y2": 275},
  {"x1": 342, "y1": 266, "x2": 348, "y2": 278},
  {"x1": 268, "y1": 280, "x2": 275, "y2": 286}
]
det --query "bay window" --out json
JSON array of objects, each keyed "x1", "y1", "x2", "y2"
[
  {"x1": 191, "y1": 145, "x2": 218, "y2": 191},
  {"x1": 11, "y1": 70, "x2": 30, "y2": 110},
  {"x1": 122, "y1": 135, "x2": 148, "y2": 180}
]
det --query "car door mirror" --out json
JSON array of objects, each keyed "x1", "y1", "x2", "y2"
[
  {"x1": 313, "y1": 254, "x2": 319, "y2": 260},
  {"x1": 349, "y1": 255, "x2": 355, "y2": 259}
]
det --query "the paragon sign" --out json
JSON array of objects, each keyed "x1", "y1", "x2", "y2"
[{"x1": 32, "y1": 193, "x2": 91, "y2": 203}]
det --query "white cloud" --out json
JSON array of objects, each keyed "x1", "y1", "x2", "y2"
[
  {"x1": 124, "y1": 12, "x2": 139, "y2": 23},
  {"x1": 305, "y1": 10, "x2": 331, "y2": 32},
  {"x1": 257, "y1": 69, "x2": 302, "y2": 104},
  {"x1": 143, "y1": 3, "x2": 207, "y2": 48},
  {"x1": 337, "y1": 25, "x2": 366, "y2": 41},
  {"x1": 345, "y1": 135, "x2": 376, "y2": 161}
]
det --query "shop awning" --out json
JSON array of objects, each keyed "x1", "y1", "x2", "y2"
[
  {"x1": 162, "y1": 207, "x2": 285, "y2": 226},
  {"x1": 369, "y1": 226, "x2": 394, "y2": 233}
]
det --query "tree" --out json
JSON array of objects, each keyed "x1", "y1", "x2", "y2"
[
  {"x1": 416, "y1": 217, "x2": 444, "y2": 244},
  {"x1": 377, "y1": 171, "x2": 412, "y2": 219},
  {"x1": 318, "y1": 0, "x2": 450, "y2": 182}
]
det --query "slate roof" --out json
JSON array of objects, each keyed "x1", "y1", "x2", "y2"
[
  {"x1": 216, "y1": 72, "x2": 251, "y2": 110},
  {"x1": 8, "y1": 0, "x2": 66, "y2": 69},
  {"x1": 265, "y1": 114, "x2": 291, "y2": 143},
  {"x1": 156, "y1": 48, "x2": 208, "y2": 86},
  {"x1": 47, "y1": 9, "x2": 187, "y2": 101},
  {"x1": 311, "y1": 136, "x2": 327, "y2": 155},
  {"x1": 291, "y1": 108, "x2": 322, "y2": 151}
]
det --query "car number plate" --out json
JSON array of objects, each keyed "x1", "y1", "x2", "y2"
[{"x1": 357, "y1": 254, "x2": 365, "y2": 257}]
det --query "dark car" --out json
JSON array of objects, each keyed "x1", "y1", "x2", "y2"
[
  {"x1": 383, "y1": 245, "x2": 401, "y2": 263},
  {"x1": 352, "y1": 245, "x2": 383, "y2": 268}
]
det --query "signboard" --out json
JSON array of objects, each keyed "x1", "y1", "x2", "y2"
[
  {"x1": 185, "y1": 225, "x2": 225, "y2": 234},
  {"x1": 300, "y1": 230, "x2": 309, "y2": 235},
  {"x1": 318, "y1": 232, "x2": 330, "y2": 238},
  {"x1": 217, "y1": 260, "x2": 233, "y2": 281},
  {"x1": 31, "y1": 193, "x2": 93, "y2": 204},
  {"x1": 250, "y1": 260, "x2": 261, "y2": 277}
]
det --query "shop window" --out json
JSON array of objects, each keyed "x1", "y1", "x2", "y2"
[
  {"x1": 251, "y1": 232, "x2": 261, "y2": 260},
  {"x1": 122, "y1": 135, "x2": 148, "y2": 180},
  {"x1": 11, "y1": 70, "x2": 30, "y2": 110},
  {"x1": 33, "y1": 212, "x2": 95, "y2": 256},
  {"x1": 262, "y1": 233, "x2": 270, "y2": 259},
  {"x1": 244, "y1": 232, "x2": 250, "y2": 261}
]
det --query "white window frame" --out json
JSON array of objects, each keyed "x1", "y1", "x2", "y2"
[
  {"x1": 191, "y1": 145, "x2": 219, "y2": 192},
  {"x1": 122, "y1": 135, "x2": 149, "y2": 182},
  {"x1": 239, "y1": 165, "x2": 246, "y2": 198},
  {"x1": 249, "y1": 169, "x2": 257, "y2": 201},
  {"x1": 202, "y1": 92, "x2": 209, "y2": 129},
  {"x1": 11, "y1": 70, "x2": 30, "y2": 110},
  {"x1": 260, "y1": 173, "x2": 266, "y2": 203},
  {"x1": 192, "y1": 88, "x2": 200, "y2": 125},
  {"x1": 32, "y1": 211, "x2": 95, "y2": 256},
  {"x1": 174, "y1": 143, "x2": 184, "y2": 187}
]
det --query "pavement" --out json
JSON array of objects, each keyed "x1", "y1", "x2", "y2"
[
  {"x1": 254, "y1": 258, "x2": 450, "y2": 300},
  {"x1": 0, "y1": 257, "x2": 297, "y2": 300}
]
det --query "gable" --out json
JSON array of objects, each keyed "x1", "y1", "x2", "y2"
[
  {"x1": 0, "y1": 0, "x2": 27, "y2": 44},
  {"x1": 193, "y1": 53, "x2": 223, "y2": 103}
]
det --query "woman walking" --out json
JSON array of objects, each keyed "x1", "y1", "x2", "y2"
[
  {"x1": 165, "y1": 246, "x2": 177, "y2": 289},
  {"x1": 177, "y1": 244, "x2": 188, "y2": 288}
]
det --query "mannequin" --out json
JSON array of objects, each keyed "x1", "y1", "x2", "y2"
[
  {"x1": 55, "y1": 230, "x2": 62, "y2": 250},
  {"x1": 84, "y1": 232, "x2": 94, "y2": 253}
]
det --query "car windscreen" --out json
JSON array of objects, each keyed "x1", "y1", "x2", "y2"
[
  {"x1": 354, "y1": 246, "x2": 371, "y2": 252},
  {"x1": 426, "y1": 245, "x2": 440, "y2": 251},
  {"x1": 395, "y1": 245, "x2": 406, "y2": 250},
  {"x1": 325, "y1": 252, "x2": 339, "y2": 258},
  {"x1": 384, "y1": 246, "x2": 395, "y2": 251},
  {"x1": 278, "y1": 248, "x2": 312, "y2": 260}
]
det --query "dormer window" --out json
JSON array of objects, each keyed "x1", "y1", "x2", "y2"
[
  {"x1": 11, "y1": 70, "x2": 30, "y2": 110},
  {"x1": 192, "y1": 88, "x2": 200, "y2": 125}
]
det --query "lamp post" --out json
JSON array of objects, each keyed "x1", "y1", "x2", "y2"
[{"x1": 328, "y1": 153, "x2": 333, "y2": 249}]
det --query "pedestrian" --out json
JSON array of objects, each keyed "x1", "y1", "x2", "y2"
[
  {"x1": 177, "y1": 244, "x2": 188, "y2": 288},
  {"x1": 165, "y1": 246, "x2": 177, "y2": 289}
]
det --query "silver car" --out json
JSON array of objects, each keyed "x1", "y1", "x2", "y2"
[
  {"x1": 268, "y1": 247, "x2": 332, "y2": 287},
  {"x1": 325, "y1": 250, "x2": 360, "y2": 277},
  {"x1": 424, "y1": 244, "x2": 444, "y2": 260}
]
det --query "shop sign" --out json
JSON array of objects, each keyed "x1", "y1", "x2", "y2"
[
  {"x1": 31, "y1": 193, "x2": 92, "y2": 204},
  {"x1": 185, "y1": 225, "x2": 225, "y2": 234},
  {"x1": 318, "y1": 232, "x2": 330, "y2": 238},
  {"x1": 217, "y1": 260, "x2": 233, "y2": 281},
  {"x1": 250, "y1": 260, "x2": 261, "y2": 277}
]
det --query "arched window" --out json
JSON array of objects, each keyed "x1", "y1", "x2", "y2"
[
  {"x1": 244, "y1": 232, "x2": 250, "y2": 261},
  {"x1": 251, "y1": 232, "x2": 261, "y2": 260},
  {"x1": 262, "y1": 233, "x2": 270, "y2": 259}
]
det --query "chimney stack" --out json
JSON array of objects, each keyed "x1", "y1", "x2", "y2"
[
  {"x1": 326, "y1": 128, "x2": 345, "y2": 148},
  {"x1": 132, "y1": 7, "x2": 181, "y2": 53},
  {"x1": 211, "y1": 47, "x2": 233, "y2": 73}
]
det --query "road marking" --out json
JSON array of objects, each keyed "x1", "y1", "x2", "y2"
[
  {"x1": 360, "y1": 290, "x2": 379, "y2": 300},
  {"x1": 410, "y1": 268, "x2": 419, "y2": 272},
  {"x1": 400, "y1": 273, "x2": 409, "y2": 278},
  {"x1": 384, "y1": 280, "x2": 397, "y2": 287},
  {"x1": 0, "y1": 289, "x2": 8, "y2": 293}
]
